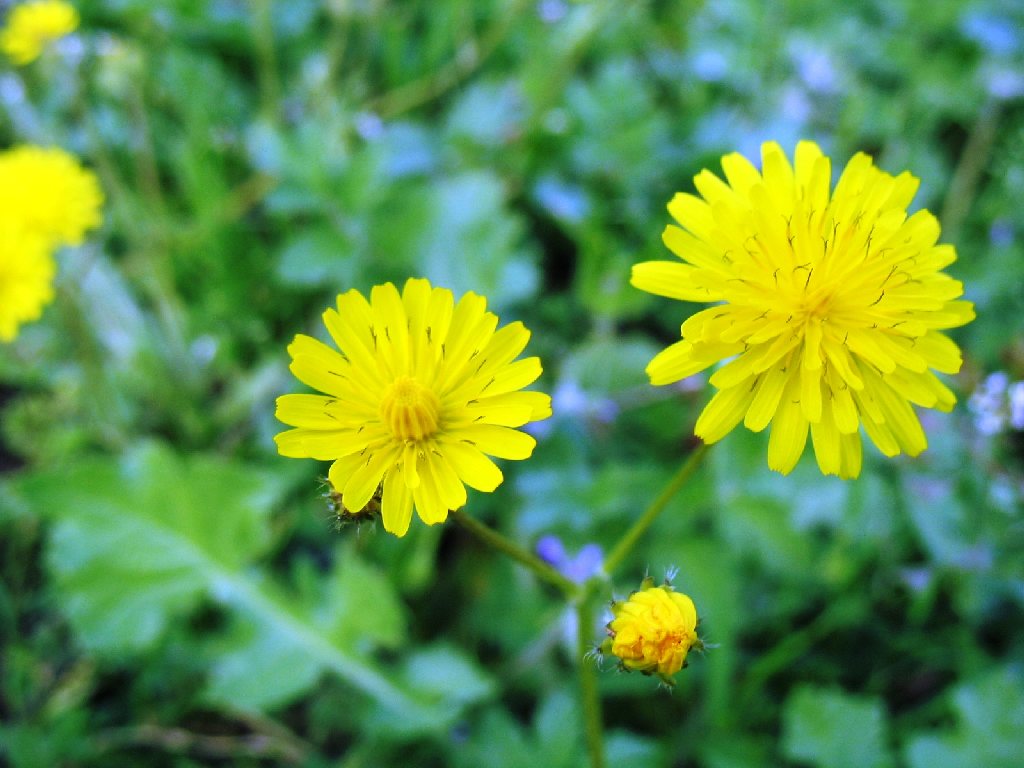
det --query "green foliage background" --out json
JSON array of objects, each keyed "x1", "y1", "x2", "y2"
[{"x1": 2, "y1": 0, "x2": 1024, "y2": 766}]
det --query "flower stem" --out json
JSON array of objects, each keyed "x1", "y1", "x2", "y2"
[
  {"x1": 576, "y1": 597, "x2": 605, "y2": 768},
  {"x1": 601, "y1": 443, "x2": 709, "y2": 578},
  {"x1": 449, "y1": 509, "x2": 579, "y2": 598}
]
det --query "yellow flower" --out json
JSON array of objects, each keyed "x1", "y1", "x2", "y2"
[
  {"x1": 0, "y1": 146, "x2": 103, "y2": 248},
  {"x1": 1, "y1": 1, "x2": 78, "y2": 65},
  {"x1": 275, "y1": 278, "x2": 552, "y2": 537},
  {"x1": 0, "y1": 220, "x2": 56, "y2": 342},
  {"x1": 602, "y1": 577, "x2": 701, "y2": 684},
  {"x1": 632, "y1": 140, "x2": 974, "y2": 478}
]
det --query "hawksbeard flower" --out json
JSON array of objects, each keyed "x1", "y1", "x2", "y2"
[
  {"x1": 0, "y1": 220, "x2": 56, "y2": 342},
  {"x1": 0, "y1": 1, "x2": 78, "y2": 65},
  {"x1": 602, "y1": 576, "x2": 702, "y2": 685},
  {"x1": 0, "y1": 146, "x2": 103, "y2": 248},
  {"x1": 275, "y1": 278, "x2": 552, "y2": 537},
  {"x1": 632, "y1": 140, "x2": 975, "y2": 478}
]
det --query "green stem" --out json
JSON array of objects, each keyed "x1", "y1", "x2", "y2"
[
  {"x1": 601, "y1": 443, "x2": 709, "y2": 577},
  {"x1": 576, "y1": 597, "x2": 605, "y2": 768},
  {"x1": 369, "y1": 0, "x2": 531, "y2": 119},
  {"x1": 251, "y1": 0, "x2": 282, "y2": 122},
  {"x1": 450, "y1": 509, "x2": 579, "y2": 598},
  {"x1": 939, "y1": 98, "x2": 1001, "y2": 244}
]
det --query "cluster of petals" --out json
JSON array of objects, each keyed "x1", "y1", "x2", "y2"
[
  {"x1": 0, "y1": 145, "x2": 103, "y2": 341},
  {"x1": 275, "y1": 278, "x2": 551, "y2": 537},
  {"x1": 632, "y1": 140, "x2": 974, "y2": 478},
  {"x1": 603, "y1": 578, "x2": 700, "y2": 682},
  {"x1": 0, "y1": 0, "x2": 78, "y2": 65}
]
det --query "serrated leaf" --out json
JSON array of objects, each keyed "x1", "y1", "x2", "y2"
[
  {"x1": 17, "y1": 443, "x2": 428, "y2": 719},
  {"x1": 23, "y1": 443, "x2": 272, "y2": 652}
]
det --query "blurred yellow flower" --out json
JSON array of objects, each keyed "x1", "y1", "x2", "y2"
[
  {"x1": 632, "y1": 140, "x2": 974, "y2": 478},
  {"x1": 276, "y1": 278, "x2": 551, "y2": 537},
  {"x1": 0, "y1": 146, "x2": 103, "y2": 248},
  {"x1": 0, "y1": 0, "x2": 78, "y2": 65},
  {"x1": 0, "y1": 221, "x2": 56, "y2": 342},
  {"x1": 602, "y1": 577, "x2": 701, "y2": 684}
]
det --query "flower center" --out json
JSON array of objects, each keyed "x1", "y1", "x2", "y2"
[{"x1": 380, "y1": 376, "x2": 441, "y2": 442}]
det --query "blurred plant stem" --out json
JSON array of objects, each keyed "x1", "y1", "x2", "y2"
[
  {"x1": 74, "y1": 56, "x2": 194, "y2": 393},
  {"x1": 577, "y1": 597, "x2": 605, "y2": 768},
  {"x1": 369, "y1": 0, "x2": 532, "y2": 119},
  {"x1": 95, "y1": 721, "x2": 310, "y2": 764},
  {"x1": 601, "y1": 443, "x2": 710, "y2": 576},
  {"x1": 251, "y1": 0, "x2": 282, "y2": 123},
  {"x1": 940, "y1": 98, "x2": 1001, "y2": 244},
  {"x1": 451, "y1": 443, "x2": 710, "y2": 768},
  {"x1": 450, "y1": 508, "x2": 579, "y2": 597}
]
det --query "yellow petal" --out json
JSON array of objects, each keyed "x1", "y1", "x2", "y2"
[
  {"x1": 413, "y1": 453, "x2": 449, "y2": 525},
  {"x1": 800, "y1": 362, "x2": 823, "y2": 423},
  {"x1": 827, "y1": 374, "x2": 860, "y2": 435},
  {"x1": 721, "y1": 151, "x2": 762, "y2": 196},
  {"x1": 810, "y1": 406, "x2": 841, "y2": 476},
  {"x1": 631, "y1": 260, "x2": 718, "y2": 302},
  {"x1": 275, "y1": 393, "x2": 369, "y2": 429},
  {"x1": 274, "y1": 428, "x2": 379, "y2": 461},
  {"x1": 761, "y1": 141, "x2": 795, "y2": 209},
  {"x1": 441, "y1": 440, "x2": 504, "y2": 492},
  {"x1": 768, "y1": 378, "x2": 809, "y2": 474},
  {"x1": 382, "y1": 466, "x2": 414, "y2": 536},
  {"x1": 454, "y1": 424, "x2": 536, "y2": 460},
  {"x1": 667, "y1": 192, "x2": 716, "y2": 240},
  {"x1": 328, "y1": 453, "x2": 366, "y2": 496},
  {"x1": 914, "y1": 331, "x2": 963, "y2": 374},
  {"x1": 427, "y1": 450, "x2": 467, "y2": 512},
  {"x1": 695, "y1": 385, "x2": 754, "y2": 444},
  {"x1": 846, "y1": 329, "x2": 897, "y2": 373},
  {"x1": 744, "y1": 365, "x2": 789, "y2": 432},
  {"x1": 838, "y1": 431, "x2": 863, "y2": 479},
  {"x1": 343, "y1": 445, "x2": 400, "y2": 512},
  {"x1": 476, "y1": 356, "x2": 543, "y2": 398},
  {"x1": 873, "y1": 382, "x2": 927, "y2": 456}
]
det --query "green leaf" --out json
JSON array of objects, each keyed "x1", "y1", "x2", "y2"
[
  {"x1": 561, "y1": 336, "x2": 662, "y2": 395},
  {"x1": 203, "y1": 546, "x2": 407, "y2": 712},
  {"x1": 23, "y1": 443, "x2": 273, "y2": 652},
  {"x1": 452, "y1": 688, "x2": 584, "y2": 768},
  {"x1": 782, "y1": 685, "x2": 893, "y2": 768},
  {"x1": 276, "y1": 226, "x2": 358, "y2": 287},
  {"x1": 533, "y1": 689, "x2": 582, "y2": 766},
  {"x1": 363, "y1": 643, "x2": 496, "y2": 738},
  {"x1": 902, "y1": 474, "x2": 973, "y2": 567},
  {"x1": 414, "y1": 172, "x2": 539, "y2": 310},
  {"x1": 204, "y1": 617, "x2": 323, "y2": 713},
  {"x1": 606, "y1": 730, "x2": 665, "y2": 767},
  {"x1": 17, "y1": 444, "x2": 428, "y2": 718},
  {"x1": 905, "y1": 667, "x2": 1024, "y2": 768}
]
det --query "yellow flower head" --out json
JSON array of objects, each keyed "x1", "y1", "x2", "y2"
[
  {"x1": 0, "y1": 220, "x2": 56, "y2": 342},
  {"x1": 632, "y1": 140, "x2": 975, "y2": 479},
  {"x1": 602, "y1": 577, "x2": 701, "y2": 684},
  {"x1": 1, "y1": 1, "x2": 78, "y2": 65},
  {"x1": 275, "y1": 278, "x2": 552, "y2": 537},
  {"x1": 0, "y1": 146, "x2": 103, "y2": 248}
]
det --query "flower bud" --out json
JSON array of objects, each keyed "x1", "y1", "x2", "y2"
[{"x1": 601, "y1": 576, "x2": 702, "y2": 685}]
